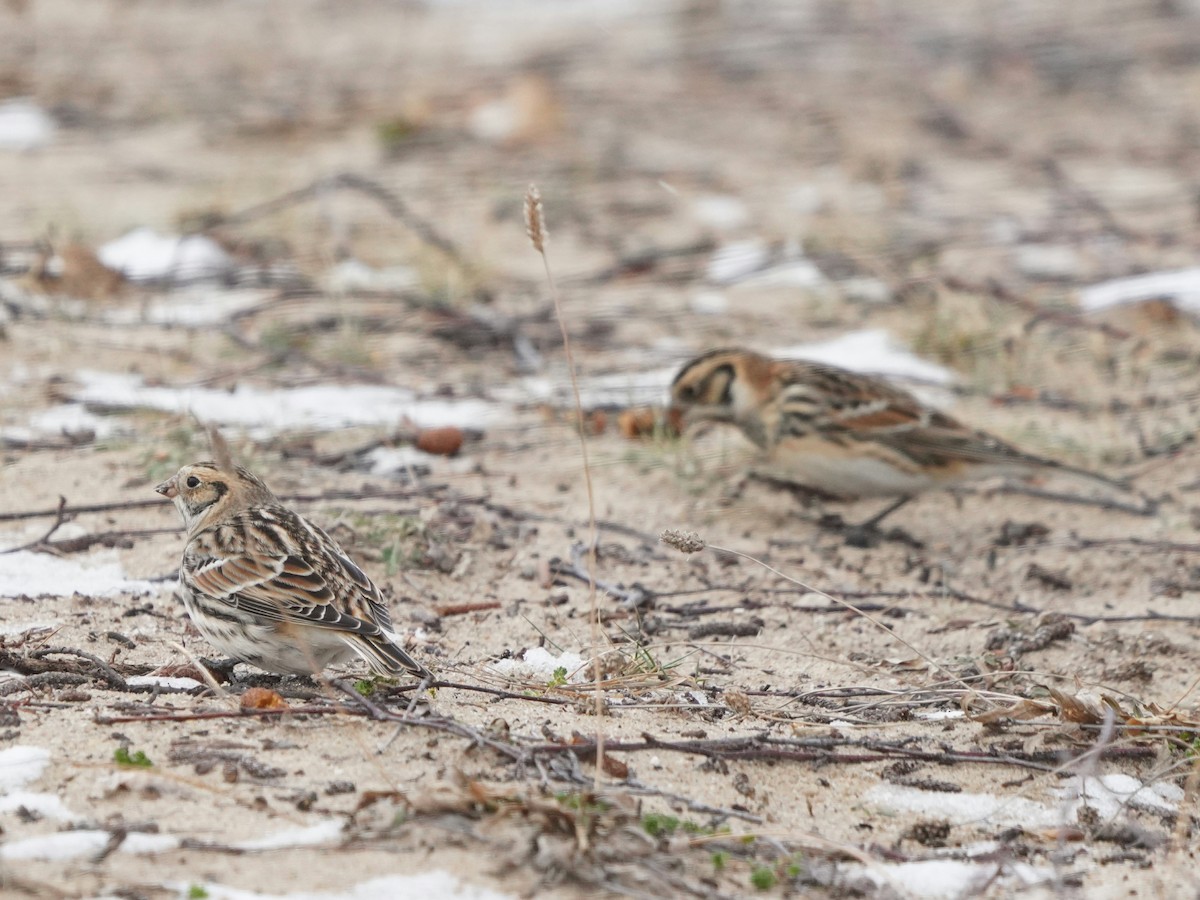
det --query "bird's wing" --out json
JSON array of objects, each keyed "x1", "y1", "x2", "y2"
[
  {"x1": 184, "y1": 511, "x2": 393, "y2": 638},
  {"x1": 777, "y1": 362, "x2": 1037, "y2": 469}
]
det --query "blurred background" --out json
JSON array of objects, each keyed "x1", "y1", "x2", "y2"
[{"x1": 2, "y1": 0, "x2": 1199, "y2": 507}]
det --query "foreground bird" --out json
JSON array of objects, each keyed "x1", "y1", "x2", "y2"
[
  {"x1": 669, "y1": 348, "x2": 1124, "y2": 531},
  {"x1": 156, "y1": 461, "x2": 430, "y2": 678}
]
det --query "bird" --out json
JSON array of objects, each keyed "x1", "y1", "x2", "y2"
[
  {"x1": 156, "y1": 458, "x2": 431, "y2": 679},
  {"x1": 668, "y1": 348, "x2": 1127, "y2": 535}
]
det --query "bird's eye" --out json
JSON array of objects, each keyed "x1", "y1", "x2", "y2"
[
  {"x1": 677, "y1": 384, "x2": 696, "y2": 402},
  {"x1": 185, "y1": 476, "x2": 201, "y2": 489}
]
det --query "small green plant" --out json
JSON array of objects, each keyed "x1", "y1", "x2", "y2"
[
  {"x1": 554, "y1": 791, "x2": 611, "y2": 815},
  {"x1": 641, "y1": 812, "x2": 681, "y2": 837},
  {"x1": 354, "y1": 679, "x2": 376, "y2": 697},
  {"x1": 711, "y1": 851, "x2": 728, "y2": 871},
  {"x1": 750, "y1": 866, "x2": 777, "y2": 890},
  {"x1": 114, "y1": 747, "x2": 153, "y2": 768},
  {"x1": 187, "y1": 886, "x2": 210, "y2": 899},
  {"x1": 547, "y1": 666, "x2": 569, "y2": 689}
]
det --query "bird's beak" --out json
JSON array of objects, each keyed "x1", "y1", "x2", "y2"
[{"x1": 155, "y1": 477, "x2": 178, "y2": 499}]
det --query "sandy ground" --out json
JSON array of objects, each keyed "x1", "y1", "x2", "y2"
[{"x1": 3, "y1": 2, "x2": 1200, "y2": 898}]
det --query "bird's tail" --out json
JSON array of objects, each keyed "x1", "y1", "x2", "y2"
[
  {"x1": 351, "y1": 632, "x2": 432, "y2": 679},
  {"x1": 1033, "y1": 458, "x2": 1159, "y2": 515}
]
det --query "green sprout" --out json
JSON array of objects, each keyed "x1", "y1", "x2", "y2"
[
  {"x1": 114, "y1": 747, "x2": 153, "y2": 768},
  {"x1": 750, "y1": 866, "x2": 777, "y2": 890}
]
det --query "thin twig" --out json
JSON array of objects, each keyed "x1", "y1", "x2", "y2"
[
  {"x1": 0, "y1": 496, "x2": 68, "y2": 553},
  {"x1": 198, "y1": 172, "x2": 478, "y2": 278}
]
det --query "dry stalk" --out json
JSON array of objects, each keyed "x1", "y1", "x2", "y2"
[{"x1": 525, "y1": 185, "x2": 605, "y2": 785}]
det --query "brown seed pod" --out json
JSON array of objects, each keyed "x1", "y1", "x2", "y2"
[{"x1": 416, "y1": 426, "x2": 464, "y2": 457}]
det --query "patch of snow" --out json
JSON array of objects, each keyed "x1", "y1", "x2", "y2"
[
  {"x1": 914, "y1": 709, "x2": 965, "y2": 721},
  {"x1": 490, "y1": 648, "x2": 588, "y2": 683},
  {"x1": 0, "y1": 549, "x2": 160, "y2": 598},
  {"x1": 1058, "y1": 774, "x2": 1182, "y2": 818},
  {"x1": 0, "y1": 829, "x2": 179, "y2": 861},
  {"x1": 364, "y1": 446, "x2": 475, "y2": 477},
  {"x1": 688, "y1": 290, "x2": 729, "y2": 316},
  {"x1": 874, "y1": 859, "x2": 996, "y2": 899},
  {"x1": 99, "y1": 228, "x2": 233, "y2": 283},
  {"x1": 0, "y1": 747, "x2": 50, "y2": 792},
  {"x1": 838, "y1": 276, "x2": 893, "y2": 306},
  {"x1": 692, "y1": 195, "x2": 749, "y2": 230},
  {"x1": 126, "y1": 675, "x2": 205, "y2": 692},
  {"x1": 0, "y1": 791, "x2": 77, "y2": 822},
  {"x1": 173, "y1": 872, "x2": 516, "y2": 900},
  {"x1": 469, "y1": 98, "x2": 520, "y2": 143},
  {"x1": 1078, "y1": 267, "x2": 1200, "y2": 314},
  {"x1": 70, "y1": 371, "x2": 503, "y2": 438},
  {"x1": 363, "y1": 445, "x2": 435, "y2": 475},
  {"x1": 0, "y1": 621, "x2": 58, "y2": 638},
  {"x1": 742, "y1": 258, "x2": 826, "y2": 289},
  {"x1": 127, "y1": 832, "x2": 184, "y2": 853},
  {"x1": 858, "y1": 859, "x2": 1051, "y2": 900},
  {"x1": 102, "y1": 288, "x2": 270, "y2": 327},
  {"x1": 706, "y1": 239, "x2": 770, "y2": 284},
  {"x1": 234, "y1": 820, "x2": 343, "y2": 850},
  {"x1": 325, "y1": 259, "x2": 418, "y2": 294},
  {"x1": 865, "y1": 783, "x2": 1059, "y2": 828},
  {"x1": 0, "y1": 831, "x2": 111, "y2": 862},
  {"x1": 1014, "y1": 244, "x2": 1082, "y2": 281},
  {"x1": 9, "y1": 404, "x2": 125, "y2": 441},
  {"x1": 0, "y1": 98, "x2": 54, "y2": 151}
]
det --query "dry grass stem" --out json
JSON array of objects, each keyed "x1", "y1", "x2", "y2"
[{"x1": 525, "y1": 183, "x2": 605, "y2": 785}]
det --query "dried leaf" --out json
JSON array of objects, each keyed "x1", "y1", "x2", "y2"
[
  {"x1": 970, "y1": 698, "x2": 1055, "y2": 724},
  {"x1": 601, "y1": 755, "x2": 629, "y2": 779},
  {"x1": 1047, "y1": 687, "x2": 1104, "y2": 725},
  {"x1": 724, "y1": 689, "x2": 753, "y2": 716}
]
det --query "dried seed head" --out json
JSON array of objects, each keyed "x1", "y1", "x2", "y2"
[
  {"x1": 524, "y1": 184, "x2": 547, "y2": 253},
  {"x1": 660, "y1": 529, "x2": 706, "y2": 554}
]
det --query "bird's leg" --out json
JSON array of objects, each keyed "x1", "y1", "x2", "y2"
[
  {"x1": 198, "y1": 656, "x2": 240, "y2": 685},
  {"x1": 857, "y1": 495, "x2": 914, "y2": 531},
  {"x1": 403, "y1": 673, "x2": 433, "y2": 716},
  {"x1": 376, "y1": 673, "x2": 434, "y2": 754},
  {"x1": 843, "y1": 495, "x2": 915, "y2": 548}
]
